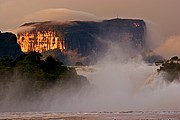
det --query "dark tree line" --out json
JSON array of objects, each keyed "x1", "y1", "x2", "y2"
[
  {"x1": 156, "y1": 56, "x2": 180, "y2": 82},
  {"x1": 0, "y1": 52, "x2": 89, "y2": 96}
]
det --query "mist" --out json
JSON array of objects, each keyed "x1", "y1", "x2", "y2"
[
  {"x1": 1, "y1": 0, "x2": 180, "y2": 57},
  {"x1": 145, "y1": 21, "x2": 165, "y2": 50},
  {"x1": 2, "y1": 8, "x2": 100, "y2": 33},
  {"x1": 155, "y1": 35, "x2": 180, "y2": 59},
  {"x1": 1, "y1": 35, "x2": 180, "y2": 112},
  {"x1": 14, "y1": 8, "x2": 99, "y2": 24},
  {"x1": 1, "y1": 0, "x2": 180, "y2": 111},
  {"x1": 62, "y1": 41, "x2": 180, "y2": 111},
  {"x1": 1, "y1": 0, "x2": 180, "y2": 39}
]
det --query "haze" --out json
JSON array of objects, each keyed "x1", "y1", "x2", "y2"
[
  {"x1": 0, "y1": 0, "x2": 180, "y2": 37},
  {"x1": 1, "y1": 0, "x2": 180, "y2": 112},
  {"x1": 1, "y1": 0, "x2": 180, "y2": 57}
]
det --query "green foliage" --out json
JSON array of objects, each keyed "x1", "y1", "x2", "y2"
[
  {"x1": 0, "y1": 57, "x2": 15, "y2": 67},
  {"x1": 0, "y1": 52, "x2": 89, "y2": 95},
  {"x1": 170, "y1": 56, "x2": 179, "y2": 61},
  {"x1": 157, "y1": 56, "x2": 180, "y2": 82},
  {"x1": 24, "y1": 52, "x2": 42, "y2": 63}
]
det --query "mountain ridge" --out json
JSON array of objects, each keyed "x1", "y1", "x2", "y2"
[
  {"x1": 2, "y1": 18, "x2": 162, "y2": 64},
  {"x1": 17, "y1": 18, "x2": 146, "y2": 54},
  {"x1": 0, "y1": 32, "x2": 22, "y2": 59}
]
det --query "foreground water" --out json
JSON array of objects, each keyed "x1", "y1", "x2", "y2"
[{"x1": 1, "y1": 111, "x2": 180, "y2": 119}]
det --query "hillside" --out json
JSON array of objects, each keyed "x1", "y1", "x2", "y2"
[
  {"x1": 17, "y1": 18, "x2": 148, "y2": 64},
  {"x1": 0, "y1": 32, "x2": 22, "y2": 58}
]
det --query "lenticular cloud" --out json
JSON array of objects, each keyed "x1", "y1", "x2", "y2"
[{"x1": 15, "y1": 8, "x2": 100, "y2": 23}]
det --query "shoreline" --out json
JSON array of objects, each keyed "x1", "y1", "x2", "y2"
[{"x1": 1, "y1": 111, "x2": 180, "y2": 119}]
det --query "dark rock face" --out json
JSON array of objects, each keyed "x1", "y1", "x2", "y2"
[
  {"x1": 18, "y1": 18, "x2": 160, "y2": 64},
  {"x1": 0, "y1": 32, "x2": 22, "y2": 59},
  {"x1": 19, "y1": 18, "x2": 146, "y2": 54}
]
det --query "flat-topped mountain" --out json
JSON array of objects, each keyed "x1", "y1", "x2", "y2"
[
  {"x1": 17, "y1": 18, "x2": 146, "y2": 53},
  {"x1": 16, "y1": 18, "x2": 149, "y2": 64}
]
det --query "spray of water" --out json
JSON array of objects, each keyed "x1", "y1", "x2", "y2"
[
  {"x1": 69, "y1": 42, "x2": 180, "y2": 112},
  {"x1": 1, "y1": 21, "x2": 180, "y2": 112},
  {"x1": 33, "y1": 40, "x2": 180, "y2": 112}
]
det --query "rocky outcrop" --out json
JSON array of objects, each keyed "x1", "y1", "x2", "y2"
[
  {"x1": 17, "y1": 18, "x2": 147, "y2": 64},
  {"x1": 18, "y1": 18, "x2": 146, "y2": 53},
  {"x1": 0, "y1": 32, "x2": 22, "y2": 59}
]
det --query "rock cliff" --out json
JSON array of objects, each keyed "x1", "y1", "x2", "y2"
[
  {"x1": 17, "y1": 18, "x2": 148, "y2": 64},
  {"x1": 18, "y1": 18, "x2": 146, "y2": 53},
  {"x1": 0, "y1": 32, "x2": 22, "y2": 59}
]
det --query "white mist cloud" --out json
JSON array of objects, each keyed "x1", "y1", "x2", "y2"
[
  {"x1": 4, "y1": 8, "x2": 100, "y2": 32},
  {"x1": 1, "y1": 0, "x2": 180, "y2": 40},
  {"x1": 145, "y1": 21, "x2": 165, "y2": 50},
  {"x1": 44, "y1": 42, "x2": 180, "y2": 112},
  {"x1": 15, "y1": 8, "x2": 99, "y2": 23},
  {"x1": 1, "y1": 34, "x2": 180, "y2": 112},
  {"x1": 69, "y1": 43, "x2": 180, "y2": 111},
  {"x1": 11, "y1": 25, "x2": 35, "y2": 33},
  {"x1": 155, "y1": 35, "x2": 180, "y2": 59},
  {"x1": 1, "y1": 0, "x2": 180, "y2": 112}
]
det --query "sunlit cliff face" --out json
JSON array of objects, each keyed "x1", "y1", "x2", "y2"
[{"x1": 17, "y1": 31, "x2": 65, "y2": 53}]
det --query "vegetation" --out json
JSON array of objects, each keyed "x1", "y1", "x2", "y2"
[
  {"x1": 0, "y1": 52, "x2": 89, "y2": 99},
  {"x1": 157, "y1": 56, "x2": 180, "y2": 82}
]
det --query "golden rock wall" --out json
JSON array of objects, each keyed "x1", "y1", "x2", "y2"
[{"x1": 17, "y1": 31, "x2": 65, "y2": 53}]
